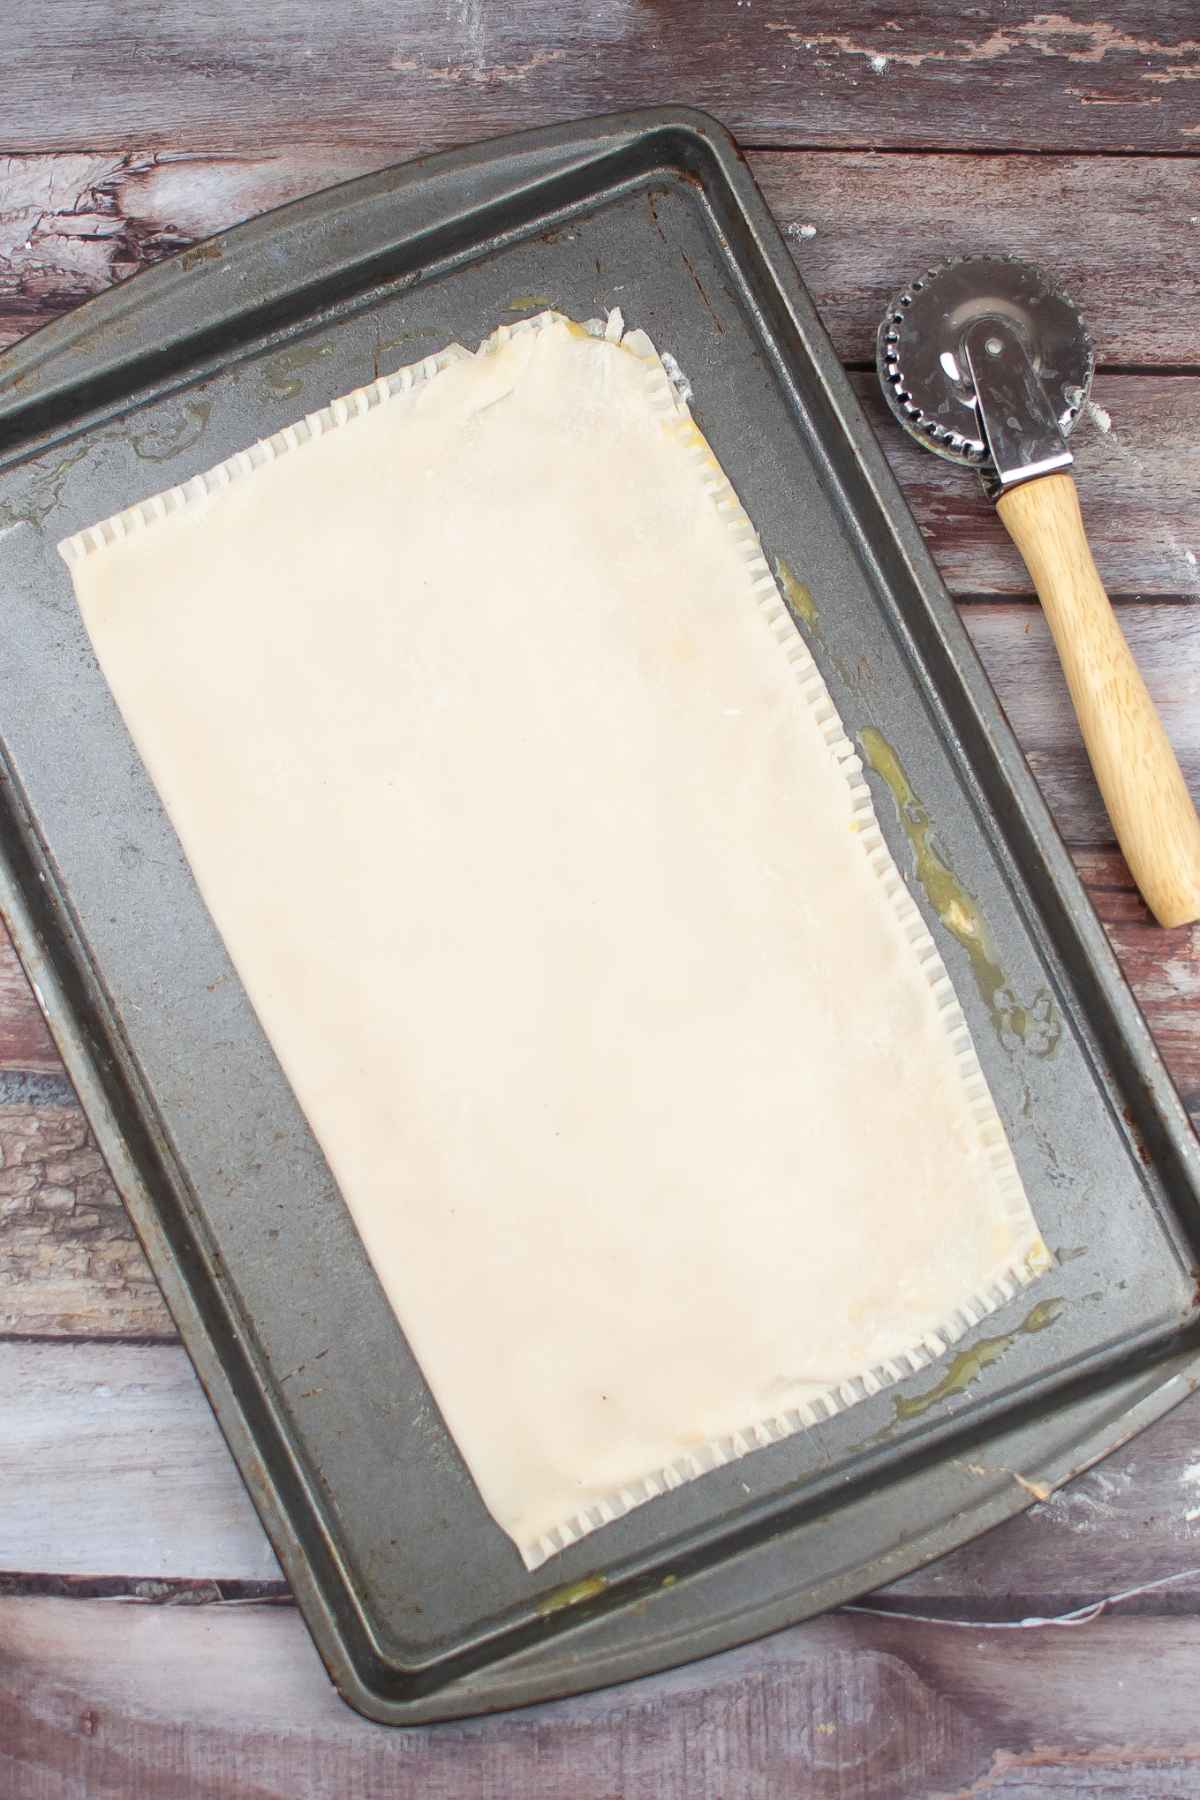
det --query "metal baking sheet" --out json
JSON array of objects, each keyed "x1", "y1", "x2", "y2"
[{"x1": 1, "y1": 109, "x2": 1198, "y2": 1724}]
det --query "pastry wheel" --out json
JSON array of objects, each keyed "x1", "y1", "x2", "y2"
[{"x1": 877, "y1": 254, "x2": 1200, "y2": 928}]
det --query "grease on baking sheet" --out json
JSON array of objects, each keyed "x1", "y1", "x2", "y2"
[
  {"x1": 535, "y1": 1574, "x2": 608, "y2": 1616},
  {"x1": 0, "y1": 442, "x2": 89, "y2": 531},
  {"x1": 893, "y1": 1297, "x2": 1065, "y2": 1421},
  {"x1": 0, "y1": 404, "x2": 213, "y2": 531},
  {"x1": 260, "y1": 343, "x2": 334, "y2": 400},
  {"x1": 859, "y1": 727, "x2": 1061, "y2": 1057},
  {"x1": 178, "y1": 241, "x2": 223, "y2": 271},
  {"x1": 775, "y1": 557, "x2": 818, "y2": 630},
  {"x1": 129, "y1": 399, "x2": 212, "y2": 463}
]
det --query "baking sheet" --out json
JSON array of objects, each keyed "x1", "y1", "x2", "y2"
[{"x1": 1, "y1": 109, "x2": 1198, "y2": 1722}]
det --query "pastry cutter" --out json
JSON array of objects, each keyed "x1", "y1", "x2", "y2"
[{"x1": 877, "y1": 254, "x2": 1200, "y2": 928}]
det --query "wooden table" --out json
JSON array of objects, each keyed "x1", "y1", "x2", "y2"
[{"x1": 2, "y1": 5, "x2": 1199, "y2": 1792}]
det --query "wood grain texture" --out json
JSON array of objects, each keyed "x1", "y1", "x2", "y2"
[
  {"x1": 0, "y1": 931, "x2": 57, "y2": 1073},
  {"x1": 0, "y1": 1101, "x2": 172, "y2": 1337},
  {"x1": 996, "y1": 472, "x2": 1200, "y2": 925},
  {"x1": 962, "y1": 602, "x2": 1200, "y2": 846},
  {"x1": 3, "y1": 164, "x2": 1197, "y2": 601},
  {"x1": 6, "y1": 1595, "x2": 1200, "y2": 1798},
  {"x1": 857, "y1": 374, "x2": 1200, "y2": 600},
  {"x1": 4, "y1": 150, "x2": 1200, "y2": 373},
  {"x1": 0, "y1": 1343, "x2": 280, "y2": 1580},
  {"x1": 2, "y1": 39, "x2": 1199, "y2": 1768},
  {"x1": 4, "y1": 1338, "x2": 1200, "y2": 1605},
  {"x1": 6, "y1": 1, "x2": 1200, "y2": 155},
  {"x1": 759, "y1": 152, "x2": 1200, "y2": 370},
  {"x1": 1072, "y1": 848, "x2": 1200, "y2": 1108}
]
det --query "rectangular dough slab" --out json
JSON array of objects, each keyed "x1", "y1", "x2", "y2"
[{"x1": 60, "y1": 311, "x2": 1049, "y2": 1569}]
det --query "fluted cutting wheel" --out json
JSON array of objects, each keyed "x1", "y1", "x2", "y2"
[{"x1": 876, "y1": 254, "x2": 1094, "y2": 468}]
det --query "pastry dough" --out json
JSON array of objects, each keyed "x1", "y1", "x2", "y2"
[{"x1": 61, "y1": 312, "x2": 1048, "y2": 1568}]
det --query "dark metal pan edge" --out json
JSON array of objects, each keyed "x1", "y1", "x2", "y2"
[
  {"x1": 680, "y1": 124, "x2": 1200, "y2": 1227},
  {"x1": 2, "y1": 107, "x2": 1199, "y2": 1722},
  {"x1": 4, "y1": 794, "x2": 1198, "y2": 1725},
  {"x1": 0, "y1": 107, "x2": 727, "y2": 458}
]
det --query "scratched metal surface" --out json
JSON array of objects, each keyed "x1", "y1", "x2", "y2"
[{"x1": 0, "y1": 112, "x2": 1198, "y2": 1722}]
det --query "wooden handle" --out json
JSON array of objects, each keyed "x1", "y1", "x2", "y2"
[{"x1": 996, "y1": 471, "x2": 1200, "y2": 928}]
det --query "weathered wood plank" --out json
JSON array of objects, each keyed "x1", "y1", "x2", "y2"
[
  {"x1": 0, "y1": 149, "x2": 378, "y2": 350},
  {"x1": 5, "y1": 1595, "x2": 1200, "y2": 1797},
  {"x1": 4, "y1": 1338, "x2": 1200, "y2": 1607},
  {"x1": 1070, "y1": 849, "x2": 1200, "y2": 1108},
  {"x1": 0, "y1": 1100, "x2": 173, "y2": 1338},
  {"x1": 3, "y1": 163, "x2": 1196, "y2": 619},
  {"x1": 4, "y1": 150, "x2": 1199, "y2": 372},
  {"x1": 893, "y1": 1384, "x2": 1200, "y2": 1610},
  {"x1": 0, "y1": 1343, "x2": 279, "y2": 1580},
  {"x1": 0, "y1": 930, "x2": 58, "y2": 1073},
  {"x1": 763, "y1": 154, "x2": 1200, "y2": 370},
  {"x1": 6, "y1": 2, "x2": 1200, "y2": 155},
  {"x1": 858, "y1": 375, "x2": 1200, "y2": 599},
  {"x1": 962, "y1": 600, "x2": 1200, "y2": 846}
]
